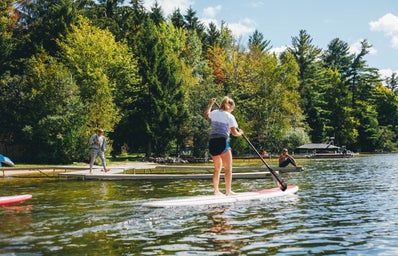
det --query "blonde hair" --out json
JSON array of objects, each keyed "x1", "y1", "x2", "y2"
[{"x1": 219, "y1": 96, "x2": 235, "y2": 111}]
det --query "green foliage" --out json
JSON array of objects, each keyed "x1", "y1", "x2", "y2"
[
  {"x1": 385, "y1": 73, "x2": 398, "y2": 95},
  {"x1": 289, "y1": 30, "x2": 328, "y2": 142},
  {"x1": 57, "y1": 15, "x2": 139, "y2": 132},
  {"x1": 0, "y1": 52, "x2": 86, "y2": 163},
  {"x1": 281, "y1": 128, "x2": 311, "y2": 153},
  {"x1": 0, "y1": 0, "x2": 15, "y2": 72},
  {"x1": 375, "y1": 126, "x2": 398, "y2": 152},
  {"x1": 322, "y1": 68, "x2": 358, "y2": 147},
  {"x1": 118, "y1": 18, "x2": 190, "y2": 157},
  {"x1": 19, "y1": 0, "x2": 80, "y2": 57},
  {"x1": 2, "y1": 1, "x2": 398, "y2": 165},
  {"x1": 219, "y1": 43, "x2": 306, "y2": 154},
  {"x1": 248, "y1": 30, "x2": 271, "y2": 52},
  {"x1": 0, "y1": 72, "x2": 31, "y2": 144}
]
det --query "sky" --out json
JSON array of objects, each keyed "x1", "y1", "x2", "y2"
[{"x1": 142, "y1": 0, "x2": 398, "y2": 79}]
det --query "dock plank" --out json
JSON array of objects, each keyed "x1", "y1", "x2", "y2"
[
  {"x1": 58, "y1": 171, "x2": 275, "y2": 180},
  {"x1": 155, "y1": 165, "x2": 304, "y2": 172}
]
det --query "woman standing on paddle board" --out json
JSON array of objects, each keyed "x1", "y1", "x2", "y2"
[{"x1": 204, "y1": 97, "x2": 243, "y2": 196}]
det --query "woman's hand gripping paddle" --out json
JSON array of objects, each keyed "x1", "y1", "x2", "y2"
[{"x1": 214, "y1": 100, "x2": 287, "y2": 191}]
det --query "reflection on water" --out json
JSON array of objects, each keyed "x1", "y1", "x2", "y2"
[
  {"x1": 1, "y1": 154, "x2": 398, "y2": 255},
  {"x1": 207, "y1": 207, "x2": 238, "y2": 255}
]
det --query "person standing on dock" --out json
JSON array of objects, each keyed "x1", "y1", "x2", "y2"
[
  {"x1": 204, "y1": 97, "x2": 243, "y2": 196},
  {"x1": 278, "y1": 148, "x2": 300, "y2": 168},
  {"x1": 89, "y1": 128, "x2": 110, "y2": 174}
]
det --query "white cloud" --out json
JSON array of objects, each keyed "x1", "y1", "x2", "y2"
[
  {"x1": 226, "y1": 18, "x2": 256, "y2": 40},
  {"x1": 203, "y1": 5, "x2": 222, "y2": 18},
  {"x1": 249, "y1": 1, "x2": 265, "y2": 8},
  {"x1": 200, "y1": 14, "x2": 255, "y2": 41},
  {"x1": 349, "y1": 40, "x2": 377, "y2": 55},
  {"x1": 142, "y1": 1, "x2": 256, "y2": 42},
  {"x1": 369, "y1": 13, "x2": 398, "y2": 48},
  {"x1": 142, "y1": 0, "x2": 193, "y2": 16},
  {"x1": 200, "y1": 17, "x2": 219, "y2": 28},
  {"x1": 271, "y1": 46, "x2": 288, "y2": 55},
  {"x1": 379, "y1": 68, "x2": 398, "y2": 79}
]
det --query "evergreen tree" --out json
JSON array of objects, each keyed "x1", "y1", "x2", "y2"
[
  {"x1": 248, "y1": 29, "x2": 271, "y2": 52},
  {"x1": 289, "y1": 30, "x2": 327, "y2": 142},
  {"x1": 322, "y1": 68, "x2": 358, "y2": 148},
  {"x1": 347, "y1": 40, "x2": 381, "y2": 151},
  {"x1": 219, "y1": 21, "x2": 234, "y2": 51},
  {"x1": 203, "y1": 22, "x2": 221, "y2": 48},
  {"x1": 127, "y1": 18, "x2": 189, "y2": 156},
  {"x1": 184, "y1": 6, "x2": 204, "y2": 38},
  {"x1": 323, "y1": 38, "x2": 353, "y2": 78},
  {"x1": 170, "y1": 8, "x2": 185, "y2": 28},
  {"x1": 385, "y1": 72, "x2": 398, "y2": 95},
  {"x1": 149, "y1": 1, "x2": 164, "y2": 25},
  {"x1": 322, "y1": 38, "x2": 357, "y2": 147},
  {"x1": 19, "y1": 0, "x2": 80, "y2": 57}
]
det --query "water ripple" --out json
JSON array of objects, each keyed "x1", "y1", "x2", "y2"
[{"x1": 2, "y1": 154, "x2": 398, "y2": 254}]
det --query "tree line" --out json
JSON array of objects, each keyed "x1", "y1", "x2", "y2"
[{"x1": 1, "y1": 0, "x2": 398, "y2": 164}]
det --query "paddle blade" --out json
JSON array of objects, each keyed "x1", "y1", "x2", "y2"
[
  {"x1": 271, "y1": 171, "x2": 288, "y2": 191},
  {"x1": 279, "y1": 181, "x2": 288, "y2": 191}
]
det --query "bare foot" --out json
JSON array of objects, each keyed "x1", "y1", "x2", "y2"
[
  {"x1": 226, "y1": 191, "x2": 237, "y2": 196},
  {"x1": 104, "y1": 168, "x2": 110, "y2": 173},
  {"x1": 214, "y1": 191, "x2": 225, "y2": 196}
]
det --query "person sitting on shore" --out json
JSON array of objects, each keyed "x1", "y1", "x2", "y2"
[{"x1": 278, "y1": 148, "x2": 300, "y2": 168}]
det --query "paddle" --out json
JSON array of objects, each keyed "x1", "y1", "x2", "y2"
[
  {"x1": 214, "y1": 101, "x2": 288, "y2": 191},
  {"x1": 239, "y1": 132, "x2": 288, "y2": 191}
]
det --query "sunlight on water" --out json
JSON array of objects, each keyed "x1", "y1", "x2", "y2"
[{"x1": 1, "y1": 154, "x2": 398, "y2": 254}]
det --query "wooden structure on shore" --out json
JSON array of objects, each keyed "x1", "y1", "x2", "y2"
[
  {"x1": 58, "y1": 165, "x2": 304, "y2": 180},
  {"x1": 1, "y1": 166, "x2": 96, "y2": 177},
  {"x1": 2, "y1": 164, "x2": 304, "y2": 180},
  {"x1": 295, "y1": 142, "x2": 355, "y2": 159}
]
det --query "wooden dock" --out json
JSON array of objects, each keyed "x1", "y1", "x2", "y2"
[
  {"x1": 58, "y1": 171, "x2": 276, "y2": 180},
  {"x1": 155, "y1": 165, "x2": 304, "y2": 173},
  {"x1": 57, "y1": 165, "x2": 304, "y2": 180},
  {"x1": 1, "y1": 163, "x2": 304, "y2": 180},
  {"x1": 1, "y1": 166, "x2": 93, "y2": 177}
]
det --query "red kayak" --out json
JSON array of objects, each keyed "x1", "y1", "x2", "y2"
[{"x1": 0, "y1": 194, "x2": 32, "y2": 206}]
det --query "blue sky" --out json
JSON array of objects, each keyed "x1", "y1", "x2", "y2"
[{"x1": 142, "y1": 0, "x2": 398, "y2": 79}]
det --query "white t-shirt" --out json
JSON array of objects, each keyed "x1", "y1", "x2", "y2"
[{"x1": 209, "y1": 110, "x2": 238, "y2": 138}]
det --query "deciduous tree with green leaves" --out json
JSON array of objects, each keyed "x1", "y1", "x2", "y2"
[{"x1": 57, "y1": 15, "x2": 140, "y2": 147}]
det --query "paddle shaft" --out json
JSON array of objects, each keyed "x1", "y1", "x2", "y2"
[
  {"x1": 213, "y1": 100, "x2": 287, "y2": 191},
  {"x1": 239, "y1": 132, "x2": 287, "y2": 191}
]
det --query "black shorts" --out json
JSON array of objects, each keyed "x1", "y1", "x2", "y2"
[{"x1": 209, "y1": 137, "x2": 230, "y2": 156}]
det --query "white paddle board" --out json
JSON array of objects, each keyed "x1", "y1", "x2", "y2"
[
  {"x1": 0, "y1": 194, "x2": 32, "y2": 206},
  {"x1": 142, "y1": 185, "x2": 298, "y2": 208}
]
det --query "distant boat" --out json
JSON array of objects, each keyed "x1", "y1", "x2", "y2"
[
  {"x1": 295, "y1": 140, "x2": 355, "y2": 159},
  {"x1": 0, "y1": 154, "x2": 15, "y2": 167}
]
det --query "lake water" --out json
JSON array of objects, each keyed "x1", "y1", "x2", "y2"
[{"x1": 1, "y1": 154, "x2": 398, "y2": 255}]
